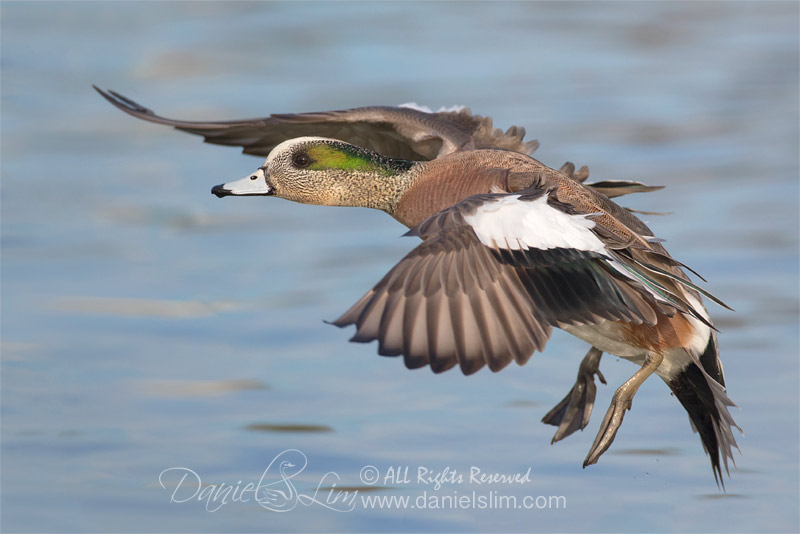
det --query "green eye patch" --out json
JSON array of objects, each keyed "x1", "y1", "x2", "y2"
[{"x1": 305, "y1": 144, "x2": 410, "y2": 176}]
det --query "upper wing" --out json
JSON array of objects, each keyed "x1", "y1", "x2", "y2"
[
  {"x1": 94, "y1": 87, "x2": 539, "y2": 160},
  {"x1": 332, "y1": 188, "x2": 673, "y2": 376}
]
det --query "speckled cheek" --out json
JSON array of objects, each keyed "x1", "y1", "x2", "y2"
[{"x1": 277, "y1": 180, "x2": 320, "y2": 205}]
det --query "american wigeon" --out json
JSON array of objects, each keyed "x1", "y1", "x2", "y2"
[{"x1": 96, "y1": 88, "x2": 740, "y2": 484}]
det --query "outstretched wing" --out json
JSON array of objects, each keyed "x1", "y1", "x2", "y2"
[
  {"x1": 94, "y1": 87, "x2": 539, "y2": 160},
  {"x1": 332, "y1": 188, "x2": 674, "y2": 376}
]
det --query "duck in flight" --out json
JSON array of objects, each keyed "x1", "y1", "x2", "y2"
[{"x1": 95, "y1": 87, "x2": 740, "y2": 484}]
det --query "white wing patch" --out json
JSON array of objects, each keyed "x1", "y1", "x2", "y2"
[
  {"x1": 462, "y1": 194, "x2": 607, "y2": 253},
  {"x1": 399, "y1": 102, "x2": 466, "y2": 113}
]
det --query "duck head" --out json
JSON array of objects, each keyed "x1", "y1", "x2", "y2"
[{"x1": 211, "y1": 137, "x2": 416, "y2": 212}]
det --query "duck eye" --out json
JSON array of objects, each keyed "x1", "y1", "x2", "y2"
[{"x1": 292, "y1": 153, "x2": 311, "y2": 168}]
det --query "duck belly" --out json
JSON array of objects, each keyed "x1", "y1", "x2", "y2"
[
  {"x1": 562, "y1": 321, "x2": 697, "y2": 381},
  {"x1": 563, "y1": 322, "x2": 648, "y2": 362}
]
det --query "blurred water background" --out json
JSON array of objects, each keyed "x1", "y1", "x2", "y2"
[{"x1": 2, "y1": 1, "x2": 798, "y2": 532}]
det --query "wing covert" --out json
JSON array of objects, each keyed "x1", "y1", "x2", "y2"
[{"x1": 332, "y1": 189, "x2": 664, "y2": 375}]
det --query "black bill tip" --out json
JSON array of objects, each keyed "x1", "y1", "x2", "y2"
[{"x1": 211, "y1": 184, "x2": 231, "y2": 198}]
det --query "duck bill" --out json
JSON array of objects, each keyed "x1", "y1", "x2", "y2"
[{"x1": 211, "y1": 168, "x2": 273, "y2": 198}]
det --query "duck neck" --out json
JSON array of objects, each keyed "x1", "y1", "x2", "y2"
[{"x1": 340, "y1": 160, "x2": 422, "y2": 214}]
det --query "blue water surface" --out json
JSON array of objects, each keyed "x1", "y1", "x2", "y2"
[{"x1": 2, "y1": 2, "x2": 798, "y2": 532}]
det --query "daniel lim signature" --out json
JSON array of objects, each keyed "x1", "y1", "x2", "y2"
[{"x1": 158, "y1": 449, "x2": 357, "y2": 512}]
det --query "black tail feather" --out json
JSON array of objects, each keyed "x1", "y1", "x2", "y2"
[
  {"x1": 699, "y1": 331, "x2": 725, "y2": 387},
  {"x1": 668, "y1": 336, "x2": 740, "y2": 488}
]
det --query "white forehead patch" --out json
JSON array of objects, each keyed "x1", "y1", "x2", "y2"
[
  {"x1": 463, "y1": 194, "x2": 606, "y2": 253},
  {"x1": 266, "y1": 136, "x2": 334, "y2": 164}
]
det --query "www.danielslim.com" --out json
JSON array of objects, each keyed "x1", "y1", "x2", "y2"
[
  {"x1": 159, "y1": 452, "x2": 565, "y2": 513},
  {"x1": 360, "y1": 491, "x2": 565, "y2": 510}
]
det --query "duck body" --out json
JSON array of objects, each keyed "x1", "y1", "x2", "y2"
[
  {"x1": 351, "y1": 149, "x2": 721, "y2": 371},
  {"x1": 95, "y1": 87, "x2": 740, "y2": 485},
  {"x1": 383, "y1": 148, "x2": 712, "y2": 378},
  {"x1": 325, "y1": 146, "x2": 738, "y2": 480}
]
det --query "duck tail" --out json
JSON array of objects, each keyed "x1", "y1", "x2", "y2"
[{"x1": 667, "y1": 334, "x2": 741, "y2": 487}]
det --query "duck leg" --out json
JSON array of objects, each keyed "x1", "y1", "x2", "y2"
[
  {"x1": 583, "y1": 351, "x2": 664, "y2": 467},
  {"x1": 542, "y1": 347, "x2": 605, "y2": 443}
]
